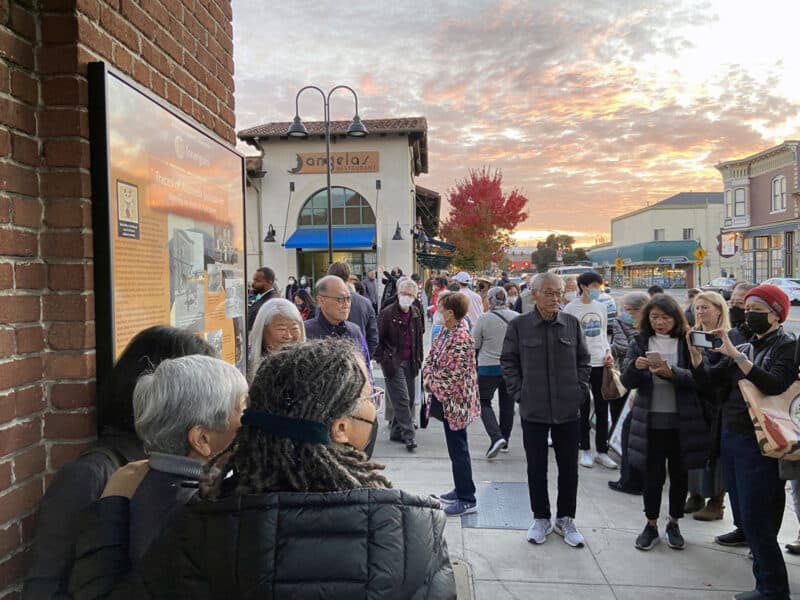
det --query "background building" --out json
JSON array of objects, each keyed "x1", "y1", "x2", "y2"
[
  {"x1": 239, "y1": 118, "x2": 443, "y2": 287},
  {"x1": 587, "y1": 192, "x2": 735, "y2": 288},
  {"x1": 716, "y1": 141, "x2": 800, "y2": 282}
]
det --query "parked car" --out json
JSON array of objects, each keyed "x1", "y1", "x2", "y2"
[
  {"x1": 701, "y1": 277, "x2": 737, "y2": 300},
  {"x1": 761, "y1": 278, "x2": 800, "y2": 304}
]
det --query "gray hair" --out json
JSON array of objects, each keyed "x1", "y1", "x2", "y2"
[
  {"x1": 248, "y1": 298, "x2": 305, "y2": 381},
  {"x1": 733, "y1": 282, "x2": 756, "y2": 293},
  {"x1": 396, "y1": 277, "x2": 417, "y2": 295},
  {"x1": 531, "y1": 272, "x2": 563, "y2": 291},
  {"x1": 487, "y1": 286, "x2": 507, "y2": 309},
  {"x1": 134, "y1": 355, "x2": 248, "y2": 456},
  {"x1": 622, "y1": 291, "x2": 650, "y2": 312},
  {"x1": 315, "y1": 275, "x2": 342, "y2": 295}
]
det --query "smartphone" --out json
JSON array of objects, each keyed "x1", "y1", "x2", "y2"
[
  {"x1": 645, "y1": 351, "x2": 664, "y2": 366},
  {"x1": 689, "y1": 331, "x2": 723, "y2": 349}
]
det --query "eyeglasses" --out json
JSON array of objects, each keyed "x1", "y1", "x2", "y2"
[
  {"x1": 319, "y1": 294, "x2": 352, "y2": 306},
  {"x1": 348, "y1": 414, "x2": 376, "y2": 426},
  {"x1": 538, "y1": 290, "x2": 562, "y2": 298}
]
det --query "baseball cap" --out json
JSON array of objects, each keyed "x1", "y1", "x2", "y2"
[{"x1": 453, "y1": 271, "x2": 471, "y2": 284}]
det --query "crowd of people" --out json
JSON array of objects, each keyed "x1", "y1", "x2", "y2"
[{"x1": 20, "y1": 261, "x2": 800, "y2": 600}]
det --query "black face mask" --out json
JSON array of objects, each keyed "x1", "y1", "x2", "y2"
[
  {"x1": 362, "y1": 419, "x2": 378, "y2": 460},
  {"x1": 745, "y1": 311, "x2": 772, "y2": 335},
  {"x1": 729, "y1": 305, "x2": 746, "y2": 326}
]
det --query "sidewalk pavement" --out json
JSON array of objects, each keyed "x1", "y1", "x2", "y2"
[{"x1": 373, "y1": 401, "x2": 800, "y2": 599}]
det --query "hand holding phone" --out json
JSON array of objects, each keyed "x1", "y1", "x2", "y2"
[
  {"x1": 645, "y1": 351, "x2": 664, "y2": 367},
  {"x1": 689, "y1": 331, "x2": 722, "y2": 349}
]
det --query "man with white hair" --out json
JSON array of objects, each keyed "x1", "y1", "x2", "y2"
[
  {"x1": 70, "y1": 355, "x2": 248, "y2": 577},
  {"x1": 501, "y1": 272, "x2": 591, "y2": 549},
  {"x1": 453, "y1": 271, "x2": 484, "y2": 327},
  {"x1": 375, "y1": 277, "x2": 424, "y2": 452}
]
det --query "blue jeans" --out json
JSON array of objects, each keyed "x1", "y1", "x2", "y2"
[
  {"x1": 443, "y1": 419, "x2": 476, "y2": 503},
  {"x1": 721, "y1": 428, "x2": 789, "y2": 599}
]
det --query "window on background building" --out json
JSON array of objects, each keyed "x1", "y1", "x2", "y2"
[
  {"x1": 771, "y1": 248, "x2": 784, "y2": 277},
  {"x1": 297, "y1": 187, "x2": 376, "y2": 227},
  {"x1": 654, "y1": 228, "x2": 665, "y2": 241},
  {"x1": 734, "y1": 188, "x2": 746, "y2": 217},
  {"x1": 772, "y1": 176, "x2": 787, "y2": 212},
  {"x1": 725, "y1": 190, "x2": 732, "y2": 219},
  {"x1": 682, "y1": 228, "x2": 694, "y2": 240}
]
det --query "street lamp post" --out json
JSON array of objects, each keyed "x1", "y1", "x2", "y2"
[{"x1": 287, "y1": 86, "x2": 367, "y2": 265}]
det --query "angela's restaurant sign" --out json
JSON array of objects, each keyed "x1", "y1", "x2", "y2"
[{"x1": 289, "y1": 151, "x2": 379, "y2": 174}]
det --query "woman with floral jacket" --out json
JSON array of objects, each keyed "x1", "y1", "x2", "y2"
[{"x1": 423, "y1": 292, "x2": 481, "y2": 517}]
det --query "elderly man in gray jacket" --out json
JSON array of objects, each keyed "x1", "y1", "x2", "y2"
[{"x1": 501, "y1": 272, "x2": 591, "y2": 549}]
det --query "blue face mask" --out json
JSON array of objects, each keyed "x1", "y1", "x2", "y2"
[
  {"x1": 588, "y1": 289, "x2": 601, "y2": 301},
  {"x1": 619, "y1": 311, "x2": 635, "y2": 326}
]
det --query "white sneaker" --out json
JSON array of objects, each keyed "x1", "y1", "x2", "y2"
[
  {"x1": 547, "y1": 432, "x2": 553, "y2": 447},
  {"x1": 554, "y1": 516, "x2": 585, "y2": 548},
  {"x1": 595, "y1": 453, "x2": 618, "y2": 469},
  {"x1": 526, "y1": 518, "x2": 553, "y2": 544},
  {"x1": 579, "y1": 450, "x2": 594, "y2": 468}
]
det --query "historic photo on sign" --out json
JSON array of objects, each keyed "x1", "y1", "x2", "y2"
[{"x1": 116, "y1": 180, "x2": 140, "y2": 239}]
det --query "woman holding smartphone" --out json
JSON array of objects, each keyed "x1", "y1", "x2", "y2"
[
  {"x1": 685, "y1": 291, "x2": 730, "y2": 521},
  {"x1": 689, "y1": 284, "x2": 795, "y2": 600},
  {"x1": 621, "y1": 294, "x2": 709, "y2": 551}
]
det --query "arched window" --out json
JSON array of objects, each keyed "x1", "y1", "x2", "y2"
[
  {"x1": 297, "y1": 187, "x2": 375, "y2": 227},
  {"x1": 772, "y1": 176, "x2": 786, "y2": 212}
]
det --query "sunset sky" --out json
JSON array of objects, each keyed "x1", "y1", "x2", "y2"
[{"x1": 231, "y1": 1, "x2": 800, "y2": 248}]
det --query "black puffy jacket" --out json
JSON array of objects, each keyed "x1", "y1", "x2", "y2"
[
  {"x1": 621, "y1": 334, "x2": 709, "y2": 471},
  {"x1": 71, "y1": 488, "x2": 456, "y2": 600}
]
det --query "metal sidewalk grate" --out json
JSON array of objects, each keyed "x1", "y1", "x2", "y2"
[{"x1": 461, "y1": 481, "x2": 530, "y2": 530}]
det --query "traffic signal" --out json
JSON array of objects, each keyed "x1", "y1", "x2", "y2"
[{"x1": 523, "y1": 261, "x2": 529, "y2": 268}]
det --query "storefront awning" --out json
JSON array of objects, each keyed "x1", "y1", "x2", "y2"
[
  {"x1": 284, "y1": 227, "x2": 376, "y2": 250},
  {"x1": 426, "y1": 237, "x2": 456, "y2": 251},
  {"x1": 587, "y1": 240, "x2": 700, "y2": 266}
]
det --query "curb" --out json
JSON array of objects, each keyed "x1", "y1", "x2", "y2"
[{"x1": 451, "y1": 557, "x2": 475, "y2": 600}]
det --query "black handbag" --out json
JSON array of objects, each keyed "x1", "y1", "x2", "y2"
[{"x1": 428, "y1": 393, "x2": 445, "y2": 422}]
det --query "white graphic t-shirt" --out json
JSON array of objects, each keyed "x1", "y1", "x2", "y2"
[{"x1": 563, "y1": 298, "x2": 610, "y2": 367}]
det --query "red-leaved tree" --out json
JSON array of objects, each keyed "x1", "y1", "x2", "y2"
[{"x1": 440, "y1": 167, "x2": 528, "y2": 271}]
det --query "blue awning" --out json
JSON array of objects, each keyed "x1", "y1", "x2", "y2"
[{"x1": 284, "y1": 227, "x2": 376, "y2": 250}]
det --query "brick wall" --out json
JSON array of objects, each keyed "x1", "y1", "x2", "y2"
[{"x1": 0, "y1": 0, "x2": 235, "y2": 594}]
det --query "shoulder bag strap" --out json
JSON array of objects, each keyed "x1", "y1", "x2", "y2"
[{"x1": 489, "y1": 310, "x2": 510, "y2": 325}]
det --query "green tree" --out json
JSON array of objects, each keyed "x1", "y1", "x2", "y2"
[
  {"x1": 531, "y1": 234, "x2": 587, "y2": 271},
  {"x1": 440, "y1": 167, "x2": 528, "y2": 271}
]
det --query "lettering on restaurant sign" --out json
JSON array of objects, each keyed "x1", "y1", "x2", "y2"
[{"x1": 289, "y1": 151, "x2": 379, "y2": 174}]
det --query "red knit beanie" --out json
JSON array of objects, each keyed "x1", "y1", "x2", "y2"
[{"x1": 744, "y1": 284, "x2": 790, "y2": 323}]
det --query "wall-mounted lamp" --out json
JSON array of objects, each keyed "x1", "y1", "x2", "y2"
[
  {"x1": 392, "y1": 221, "x2": 404, "y2": 241},
  {"x1": 264, "y1": 224, "x2": 276, "y2": 243}
]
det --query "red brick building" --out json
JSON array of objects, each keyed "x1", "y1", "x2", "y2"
[{"x1": 0, "y1": 1, "x2": 235, "y2": 594}]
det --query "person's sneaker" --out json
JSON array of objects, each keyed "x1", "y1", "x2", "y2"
[
  {"x1": 554, "y1": 517, "x2": 585, "y2": 548},
  {"x1": 436, "y1": 489, "x2": 458, "y2": 504},
  {"x1": 595, "y1": 453, "x2": 618, "y2": 469},
  {"x1": 499, "y1": 441, "x2": 509, "y2": 453},
  {"x1": 665, "y1": 520, "x2": 685, "y2": 550},
  {"x1": 443, "y1": 500, "x2": 477, "y2": 517},
  {"x1": 733, "y1": 591, "x2": 769, "y2": 600},
  {"x1": 608, "y1": 480, "x2": 643, "y2": 495},
  {"x1": 684, "y1": 493, "x2": 704, "y2": 513},
  {"x1": 715, "y1": 527, "x2": 748, "y2": 547},
  {"x1": 526, "y1": 518, "x2": 553, "y2": 544},
  {"x1": 579, "y1": 450, "x2": 594, "y2": 468},
  {"x1": 405, "y1": 439, "x2": 417, "y2": 452},
  {"x1": 486, "y1": 438, "x2": 506, "y2": 460},
  {"x1": 547, "y1": 432, "x2": 553, "y2": 447},
  {"x1": 635, "y1": 524, "x2": 660, "y2": 551},
  {"x1": 785, "y1": 536, "x2": 800, "y2": 555}
]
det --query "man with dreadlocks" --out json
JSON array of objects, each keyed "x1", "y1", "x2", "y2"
[{"x1": 68, "y1": 339, "x2": 456, "y2": 600}]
